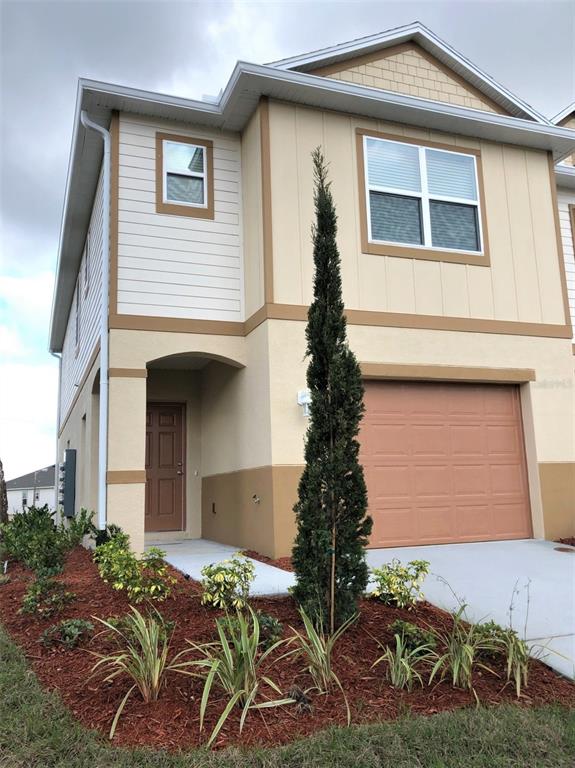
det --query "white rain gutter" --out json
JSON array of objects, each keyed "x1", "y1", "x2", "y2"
[{"x1": 80, "y1": 111, "x2": 110, "y2": 531}]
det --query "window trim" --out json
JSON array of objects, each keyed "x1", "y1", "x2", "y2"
[
  {"x1": 356, "y1": 128, "x2": 491, "y2": 267},
  {"x1": 155, "y1": 132, "x2": 214, "y2": 219}
]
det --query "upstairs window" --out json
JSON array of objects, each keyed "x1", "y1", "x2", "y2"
[
  {"x1": 156, "y1": 133, "x2": 214, "y2": 219},
  {"x1": 363, "y1": 135, "x2": 483, "y2": 255}
]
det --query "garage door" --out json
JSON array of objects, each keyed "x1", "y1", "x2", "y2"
[{"x1": 360, "y1": 381, "x2": 532, "y2": 547}]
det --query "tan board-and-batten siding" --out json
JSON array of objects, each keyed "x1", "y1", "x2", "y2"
[
  {"x1": 267, "y1": 101, "x2": 568, "y2": 330},
  {"x1": 115, "y1": 114, "x2": 244, "y2": 323}
]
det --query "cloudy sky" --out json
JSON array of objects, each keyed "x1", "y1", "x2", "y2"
[{"x1": 0, "y1": 0, "x2": 573, "y2": 481}]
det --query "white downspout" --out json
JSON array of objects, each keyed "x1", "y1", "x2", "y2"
[{"x1": 80, "y1": 111, "x2": 110, "y2": 531}]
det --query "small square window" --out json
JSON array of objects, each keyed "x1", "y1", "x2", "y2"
[{"x1": 156, "y1": 134, "x2": 214, "y2": 219}]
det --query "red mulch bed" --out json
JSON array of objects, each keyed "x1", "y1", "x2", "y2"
[
  {"x1": 557, "y1": 537, "x2": 575, "y2": 548},
  {"x1": 243, "y1": 549, "x2": 294, "y2": 572},
  {"x1": 1, "y1": 547, "x2": 574, "y2": 751}
]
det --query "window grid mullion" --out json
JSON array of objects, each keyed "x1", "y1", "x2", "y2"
[{"x1": 419, "y1": 146, "x2": 432, "y2": 247}]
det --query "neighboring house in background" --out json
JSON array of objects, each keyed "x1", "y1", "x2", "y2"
[
  {"x1": 6, "y1": 465, "x2": 56, "y2": 517},
  {"x1": 553, "y1": 103, "x2": 575, "y2": 343},
  {"x1": 49, "y1": 22, "x2": 575, "y2": 557}
]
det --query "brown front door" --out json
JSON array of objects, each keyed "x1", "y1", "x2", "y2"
[
  {"x1": 360, "y1": 381, "x2": 532, "y2": 548},
  {"x1": 145, "y1": 403, "x2": 185, "y2": 532}
]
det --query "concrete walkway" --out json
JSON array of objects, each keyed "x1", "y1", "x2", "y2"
[
  {"x1": 150, "y1": 537, "x2": 574, "y2": 678},
  {"x1": 365, "y1": 539, "x2": 575, "y2": 679},
  {"x1": 146, "y1": 538, "x2": 295, "y2": 596}
]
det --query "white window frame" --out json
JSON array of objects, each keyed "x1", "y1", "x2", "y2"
[
  {"x1": 363, "y1": 135, "x2": 484, "y2": 255},
  {"x1": 162, "y1": 140, "x2": 208, "y2": 209}
]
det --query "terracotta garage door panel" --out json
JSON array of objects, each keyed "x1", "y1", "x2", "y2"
[{"x1": 360, "y1": 382, "x2": 532, "y2": 547}]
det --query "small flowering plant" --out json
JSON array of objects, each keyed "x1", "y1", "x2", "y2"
[
  {"x1": 200, "y1": 553, "x2": 255, "y2": 610},
  {"x1": 369, "y1": 559, "x2": 430, "y2": 609}
]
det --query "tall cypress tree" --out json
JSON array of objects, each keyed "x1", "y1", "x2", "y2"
[{"x1": 292, "y1": 148, "x2": 372, "y2": 633}]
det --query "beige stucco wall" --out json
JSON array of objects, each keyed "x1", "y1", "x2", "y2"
[
  {"x1": 321, "y1": 44, "x2": 499, "y2": 113},
  {"x1": 265, "y1": 318, "x2": 574, "y2": 547},
  {"x1": 268, "y1": 101, "x2": 566, "y2": 328},
  {"x1": 267, "y1": 319, "x2": 575, "y2": 465}
]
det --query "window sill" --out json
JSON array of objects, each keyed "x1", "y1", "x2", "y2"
[
  {"x1": 363, "y1": 239, "x2": 491, "y2": 267},
  {"x1": 156, "y1": 199, "x2": 214, "y2": 219}
]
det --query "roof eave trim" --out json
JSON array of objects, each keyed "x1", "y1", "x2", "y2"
[{"x1": 268, "y1": 22, "x2": 547, "y2": 124}]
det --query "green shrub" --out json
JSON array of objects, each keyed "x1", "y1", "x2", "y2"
[
  {"x1": 0, "y1": 505, "x2": 70, "y2": 575},
  {"x1": 388, "y1": 619, "x2": 437, "y2": 654},
  {"x1": 0, "y1": 574, "x2": 10, "y2": 586},
  {"x1": 285, "y1": 608, "x2": 356, "y2": 723},
  {"x1": 369, "y1": 559, "x2": 430, "y2": 609},
  {"x1": 474, "y1": 620, "x2": 530, "y2": 697},
  {"x1": 94, "y1": 537, "x2": 175, "y2": 603},
  {"x1": 103, "y1": 612, "x2": 175, "y2": 647},
  {"x1": 257, "y1": 612, "x2": 284, "y2": 649},
  {"x1": 200, "y1": 554, "x2": 255, "y2": 610},
  {"x1": 64, "y1": 509, "x2": 96, "y2": 547},
  {"x1": 220, "y1": 611, "x2": 284, "y2": 651},
  {"x1": 429, "y1": 606, "x2": 501, "y2": 692},
  {"x1": 41, "y1": 618, "x2": 94, "y2": 649},
  {"x1": 373, "y1": 633, "x2": 434, "y2": 691},
  {"x1": 20, "y1": 576, "x2": 75, "y2": 619},
  {"x1": 94, "y1": 523, "x2": 124, "y2": 548},
  {"x1": 177, "y1": 607, "x2": 292, "y2": 747},
  {"x1": 90, "y1": 607, "x2": 184, "y2": 739}
]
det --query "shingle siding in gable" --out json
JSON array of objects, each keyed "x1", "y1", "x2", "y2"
[{"x1": 323, "y1": 45, "x2": 500, "y2": 113}]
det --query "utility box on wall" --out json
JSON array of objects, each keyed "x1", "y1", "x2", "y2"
[{"x1": 58, "y1": 449, "x2": 76, "y2": 518}]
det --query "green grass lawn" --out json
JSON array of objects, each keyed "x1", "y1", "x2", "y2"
[{"x1": 1, "y1": 624, "x2": 574, "y2": 768}]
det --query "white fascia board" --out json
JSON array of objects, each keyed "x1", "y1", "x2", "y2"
[
  {"x1": 268, "y1": 22, "x2": 547, "y2": 124},
  {"x1": 48, "y1": 64, "x2": 575, "y2": 350},
  {"x1": 555, "y1": 165, "x2": 575, "y2": 190},
  {"x1": 552, "y1": 102, "x2": 575, "y2": 125}
]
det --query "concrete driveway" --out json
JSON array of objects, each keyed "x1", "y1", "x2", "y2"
[{"x1": 366, "y1": 539, "x2": 575, "y2": 679}]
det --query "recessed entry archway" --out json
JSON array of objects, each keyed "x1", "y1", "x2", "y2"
[{"x1": 144, "y1": 352, "x2": 245, "y2": 538}]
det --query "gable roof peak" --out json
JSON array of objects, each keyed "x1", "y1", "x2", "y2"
[
  {"x1": 552, "y1": 102, "x2": 575, "y2": 125},
  {"x1": 268, "y1": 21, "x2": 547, "y2": 123}
]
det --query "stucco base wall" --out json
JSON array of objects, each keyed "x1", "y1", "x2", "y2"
[
  {"x1": 539, "y1": 462, "x2": 575, "y2": 540},
  {"x1": 201, "y1": 465, "x2": 303, "y2": 558},
  {"x1": 107, "y1": 482, "x2": 145, "y2": 555}
]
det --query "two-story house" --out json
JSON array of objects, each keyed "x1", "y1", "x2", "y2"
[{"x1": 49, "y1": 22, "x2": 575, "y2": 557}]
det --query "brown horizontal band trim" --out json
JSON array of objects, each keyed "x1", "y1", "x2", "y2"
[
  {"x1": 58, "y1": 342, "x2": 101, "y2": 437},
  {"x1": 109, "y1": 368, "x2": 148, "y2": 378},
  {"x1": 109, "y1": 304, "x2": 571, "y2": 340},
  {"x1": 109, "y1": 313, "x2": 245, "y2": 336},
  {"x1": 107, "y1": 470, "x2": 146, "y2": 484},
  {"x1": 360, "y1": 362, "x2": 536, "y2": 384}
]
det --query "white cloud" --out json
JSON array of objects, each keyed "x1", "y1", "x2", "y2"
[
  {"x1": 0, "y1": 325, "x2": 28, "y2": 357},
  {"x1": 0, "y1": 361, "x2": 59, "y2": 480}
]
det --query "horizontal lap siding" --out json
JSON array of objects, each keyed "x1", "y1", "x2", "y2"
[
  {"x1": 60, "y1": 166, "x2": 103, "y2": 426},
  {"x1": 117, "y1": 115, "x2": 243, "y2": 321},
  {"x1": 557, "y1": 189, "x2": 575, "y2": 336}
]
